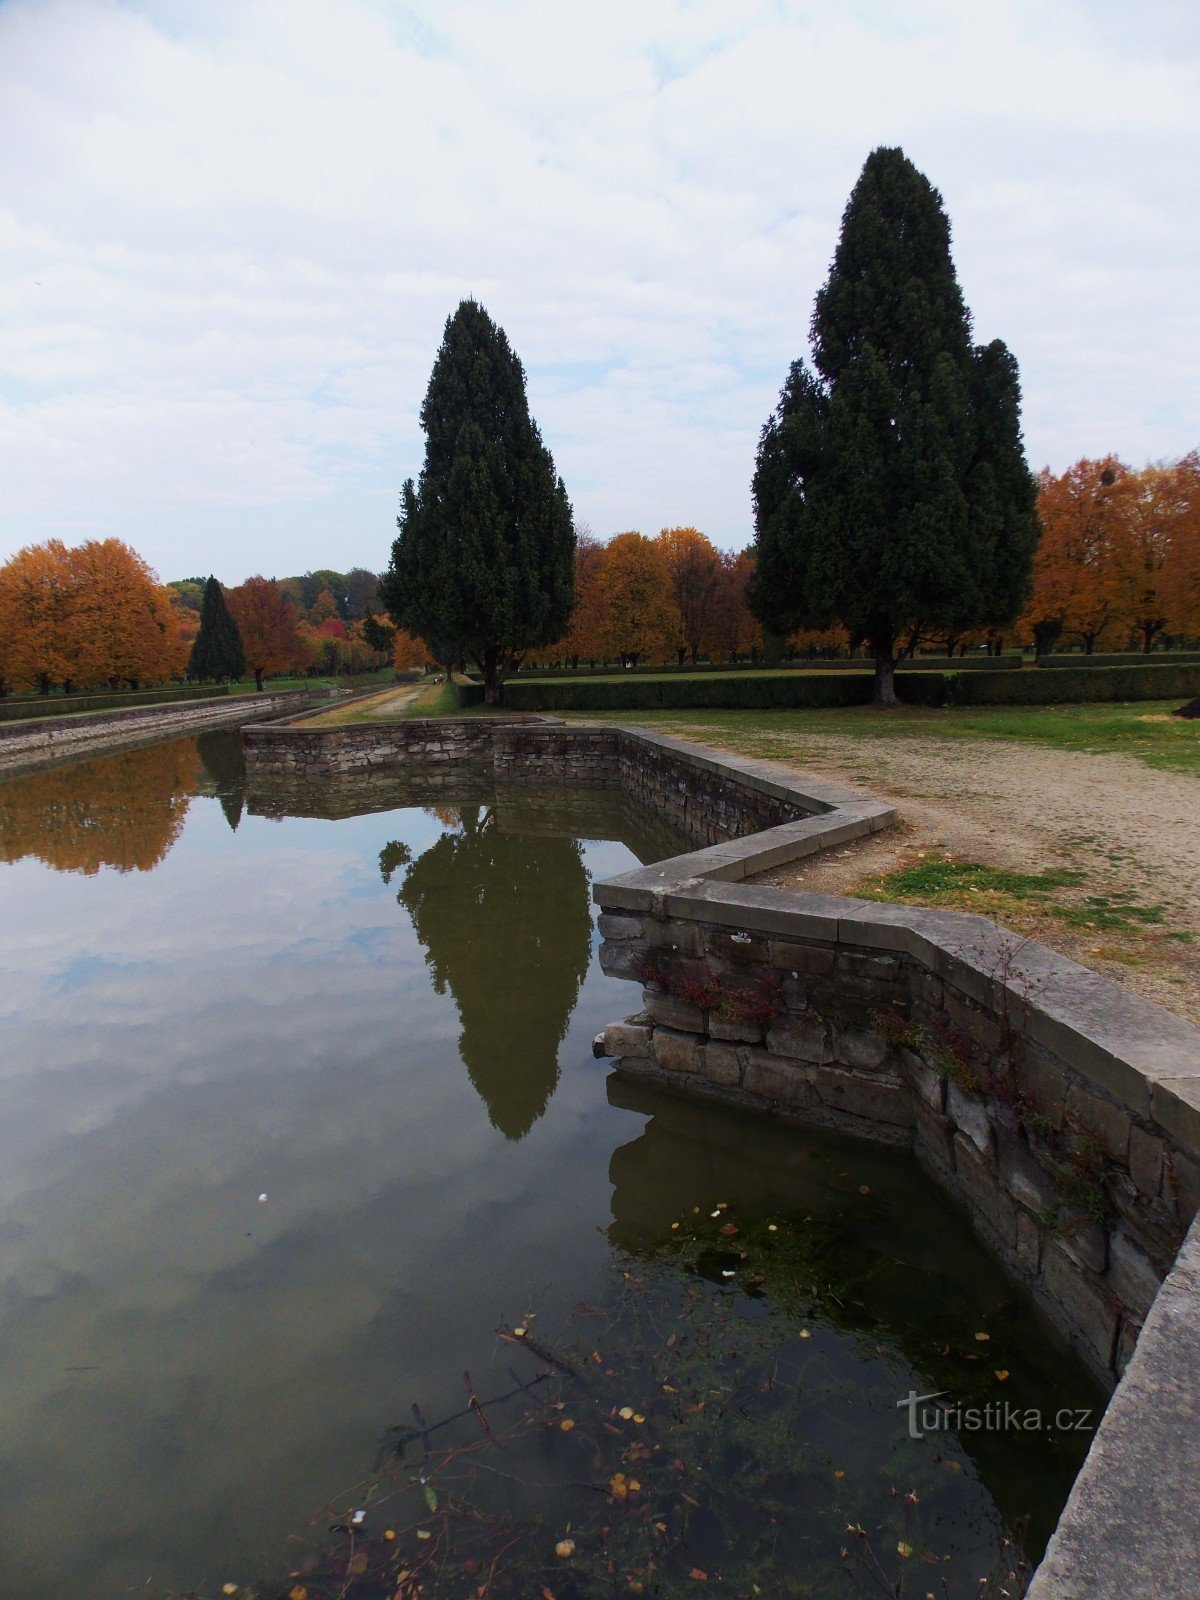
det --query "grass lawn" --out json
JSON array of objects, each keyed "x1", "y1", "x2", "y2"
[
  {"x1": 579, "y1": 700, "x2": 1200, "y2": 775},
  {"x1": 301, "y1": 676, "x2": 459, "y2": 724}
]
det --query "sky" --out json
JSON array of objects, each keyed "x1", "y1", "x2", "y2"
[{"x1": 0, "y1": 0, "x2": 1196, "y2": 584}]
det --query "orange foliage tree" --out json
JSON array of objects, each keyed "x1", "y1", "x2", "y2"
[
  {"x1": 1165, "y1": 452, "x2": 1200, "y2": 643},
  {"x1": 597, "y1": 532, "x2": 681, "y2": 665},
  {"x1": 709, "y1": 549, "x2": 762, "y2": 662},
  {"x1": 1024, "y1": 459, "x2": 1135, "y2": 655},
  {"x1": 0, "y1": 538, "x2": 186, "y2": 694},
  {"x1": 655, "y1": 526, "x2": 723, "y2": 664},
  {"x1": 227, "y1": 576, "x2": 306, "y2": 690}
]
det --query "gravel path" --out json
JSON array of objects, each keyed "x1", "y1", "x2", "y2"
[{"x1": 656, "y1": 722, "x2": 1200, "y2": 1022}]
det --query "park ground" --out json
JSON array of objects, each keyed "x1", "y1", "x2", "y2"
[{"x1": 303, "y1": 688, "x2": 1200, "y2": 1022}]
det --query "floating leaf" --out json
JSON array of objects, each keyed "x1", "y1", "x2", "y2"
[
  {"x1": 416, "y1": 1528, "x2": 431, "y2": 1541},
  {"x1": 288, "y1": 1587, "x2": 308, "y2": 1600},
  {"x1": 619, "y1": 1406, "x2": 634, "y2": 1420},
  {"x1": 975, "y1": 1332, "x2": 990, "y2": 1342},
  {"x1": 560, "y1": 1418, "x2": 575, "y2": 1432},
  {"x1": 555, "y1": 1539, "x2": 576, "y2": 1559},
  {"x1": 995, "y1": 1369, "x2": 1011, "y2": 1381},
  {"x1": 423, "y1": 1483, "x2": 439, "y2": 1513},
  {"x1": 896, "y1": 1540, "x2": 914, "y2": 1558}
]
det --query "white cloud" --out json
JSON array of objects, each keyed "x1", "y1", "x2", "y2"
[{"x1": 0, "y1": 0, "x2": 1196, "y2": 579}]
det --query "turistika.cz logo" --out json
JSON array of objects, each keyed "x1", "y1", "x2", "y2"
[{"x1": 897, "y1": 1390, "x2": 1096, "y2": 1441}]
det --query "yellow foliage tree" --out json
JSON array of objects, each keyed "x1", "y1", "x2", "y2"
[
  {"x1": 597, "y1": 532, "x2": 681, "y2": 665},
  {"x1": 655, "y1": 526, "x2": 723, "y2": 664}
]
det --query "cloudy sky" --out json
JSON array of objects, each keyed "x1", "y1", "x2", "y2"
[{"x1": 0, "y1": 0, "x2": 1196, "y2": 583}]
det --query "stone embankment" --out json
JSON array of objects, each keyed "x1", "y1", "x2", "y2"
[
  {"x1": 240, "y1": 713, "x2": 1200, "y2": 1599},
  {"x1": 0, "y1": 688, "x2": 340, "y2": 776}
]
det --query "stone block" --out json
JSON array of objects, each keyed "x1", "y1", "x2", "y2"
[
  {"x1": 706, "y1": 928, "x2": 768, "y2": 965},
  {"x1": 743, "y1": 1051, "x2": 810, "y2": 1108},
  {"x1": 652, "y1": 1028, "x2": 703, "y2": 1075},
  {"x1": 765, "y1": 1015, "x2": 830, "y2": 1063},
  {"x1": 599, "y1": 942, "x2": 645, "y2": 979},
  {"x1": 898, "y1": 1047, "x2": 945, "y2": 1111},
  {"x1": 1057, "y1": 1212, "x2": 1109, "y2": 1275},
  {"x1": 704, "y1": 1041, "x2": 743, "y2": 1087},
  {"x1": 1016, "y1": 1210, "x2": 1041, "y2": 1275},
  {"x1": 1042, "y1": 1240, "x2": 1118, "y2": 1372},
  {"x1": 1128, "y1": 1124, "x2": 1164, "y2": 1201},
  {"x1": 952, "y1": 1132, "x2": 1017, "y2": 1249},
  {"x1": 644, "y1": 919, "x2": 705, "y2": 956},
  {"x1": 999, "y1": 1138, "x2": 1060, "y2": 1216},
  {"x1": 913, "y1": 1099, "x2": 956, "y2": 1173},
  {"x1": 910, "y1": 970, "x2": 944, "y2": 1011},
  {"x1": 833, "y1": 1024, "x2": 888, "y2": 1071},
  {"x1": 813, "y1": 1065, "x2": 915, "y2": 1127},
  {"x1": 947, "y1": 1082, "x2": 994, "y2": 1156},
  {"x1": 770, "y1": 940, "x2": 836, "y2": 977},
  {"x1": 602, "y1": 1021, "x2": 652, "y2": 1059},
  {"x1": 837, "y1": 950, "x2": 901, "y2": 981},
  {"x1": 644, "y1": 991, "x2": 706, "y2": 1032},
  {"x1": 709, "y1": 1014, "x2": 764, "y2": 1044},
  {"x1": 1163, "y1": 1149, "x2": 1200, "y2": 1229},
  {"x1": 1066, "y1": 1084, "x2": 1132, "y2": 1163},
  {"x1": 1106, "y1": 1229, "x2": 1163, "y2": 1322},
  {"x1": 596, "y1": 913, "x2": 644, "y2": 942}
]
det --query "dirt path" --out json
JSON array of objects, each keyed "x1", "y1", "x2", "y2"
[{"x1": 649, "y1": 720, "x2": 1200, "y2": 1022}]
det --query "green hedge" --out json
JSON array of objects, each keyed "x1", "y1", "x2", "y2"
[
  {"x1": 1036, "y1": 651, "x2": 1200, "y2": 669},
  {"x1": 0, "y1": 683, "x2": 231, "y2": 722},
  {"x1": 500, "y1": 662, "x2": 1200, "y2": 713},
  {"x1": 452, "y1": 675, "x2": 485, "y2": 708}
]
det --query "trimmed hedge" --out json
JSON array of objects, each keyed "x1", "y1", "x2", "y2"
[
  {"x1": 500, "y1": 662, "x2": 1200, "y2": 713},
  {"x1": 1036, "y1": 651, "x2": 1200, "y2": 669},
  {"x1": 452, "y1": 675, "x2": 485, "y2": 708},
  {"x1": 0, "y1": 683, "x2": 231, "y2": 722}
]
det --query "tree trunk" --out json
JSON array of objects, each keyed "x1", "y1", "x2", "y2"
[
  {"x1": 482, "y1": 645, "x2": 502, "y2": 705},
  {"x1": 870, "y1": 627, "x2": 898, "y2": 706},
  {"x1": 1142, "y1": 624, "x2": 1158, "y2": 655},
  {"x1": 255, "y1": 667, "x2": 265, "y2": 691}
]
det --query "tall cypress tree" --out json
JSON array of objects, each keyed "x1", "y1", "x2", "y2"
[
  {"x1": 380, "y1": 300, "x2": 576, "y2": 704},
  {"x1": 188, "y1": 575, "x2": 245, "y2": 683},
  {"x1": 751, "y1": 147, "x2": 1038, "y2": 702}
]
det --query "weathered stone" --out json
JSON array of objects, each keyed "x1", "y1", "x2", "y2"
[
  {"x1": 743, "y1": 1051, "x2": 810, "y2": 1108},
  {"x1": 706, "y1": 928, "x2": 768, "y2": 965},
  {"x1": 899, "y1": 1047, "x2": 945, "y2": 1111},
  {"x1": 769, "y1": 939, "x2": 836, "y2": 976},
  {"x1": 704, "y1": 1041, "x2": 743, "y2": 1087},
  {"x1": 1066, "y1": 1084, "x2": 1132, "y2": 1163},
  {"x1": 1128, "y1": 1124, "x2": 1164, "y2": 1201},
  {"x1": 1057, "y1": 1212, "x2": 1109, "y2": 1276},
  {"x1": 910, "y1": 970, "x2": 944, "y2": 1011},
  {"x1": 999, "y1": 1139, "x2": 1060, "y2": 1216},
  {"x1": 913, "y1": 1099, "x2": 956, "y2": 1172},
  {"x1": 833, "y1": 1024, "x2": 888, "y2": 1071},
  {"x1": 947, "y1": 1082, "x2": 993, "y2": 1156},
  {"x1": 1114, "y1": 1313, "x2": 1143, "y2": 1378},
  {"x1": 837, "y1": 950, "x2": 901, "y2": 981},
  {"x1": 644, "y1": 919, "x2": 704, "y2": 956},
  {"x1": 598, "y1": 942, "x2": 645, "y2": 979},
  {"x1": 1107, "y1": 1229, "x2": 1163, "y2": 1321},
  {"x1": 1042, "y1": 1239, "x2": 1118, "y2": 1372},
  {"x1": 602, "y1": 1021, "x2": 652, "y2": 1059},
  {"x1": 708, "y1": 1014, "x2": 763, "y2": 1044},
  {"x1": 951, "y1": 1132, "x2": 1017, "y2": 1249},
  {"x1": 652, "y1": 1027, "x2": 703, "y2": 1075},
  {"x1": 765, "y1": 1015, "x2": 830, "y2": 1063},
  {"x1": 1016, "y1": 1045, "x2": 1068, "y2": 1129},
  {"x1": 596, "y1": 913, "x2": 644, "y2": 942},
  {"x1": 813, "y1": 1066, "x2": 914, "y2": 1127},
  {"x1": 1163, "y1": 1149, "x2": 1200, "y2": 1229},
  {"x1": 643, "y1": 991, "x2": 706, "y2": 1032},
  {"x1": 1016, "y1": 1210, "x2": 1041, "y2": 1274}
]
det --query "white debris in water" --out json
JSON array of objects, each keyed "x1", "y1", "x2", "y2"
[{"x1": 257, "y1": 1193, "x2": 268, "y2": 1203}]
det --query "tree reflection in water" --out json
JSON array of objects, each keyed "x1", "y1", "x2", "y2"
[
  {"x1": 0, "y1": 740, "x2": 198, "y2": 874},
  {"x1": 380, "y1": 804, "x2": 592, "y2": 1139},
  {"x1": 194, "y1": 729, "x2": 246, "y2": 831}
]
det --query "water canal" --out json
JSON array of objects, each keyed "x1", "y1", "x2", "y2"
[{"x1": 0, "y1": 733, "x2": 1102, "y2": 1598}]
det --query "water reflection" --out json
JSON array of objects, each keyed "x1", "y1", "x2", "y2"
[
  {"x1": 381, "y1": 804, "x2": 592, "y2": 1138},
  {"x1": 195, "y1": 729, "x2": 246, "y2": 831},
  {"x1": 0, "y1": 739, "x2": 198, "y2": 873}
]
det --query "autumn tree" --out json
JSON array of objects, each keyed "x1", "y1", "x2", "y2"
[
  {"x1": 656, "y1": 526, "x2": 723, "y2": 664},
  {"x1": 309, "y1": 587, "x2": 340, "y2": 626},
  {"x1": 188, "y1": 576, "x2": 246, "y2": 682},
  {"x1": 560, "y1": 527, "x2": 607, "y2": 666},
  {"x1": 1109, "y1": 461, "x2": 1193, "y2": 653},
  {"x1": 1165, "y1": 452, "x2": 1200, "y2": 643},
  {"x1": 227, "y1": 576, "x2": 305, "y2": 690},
  {"x1": 0, "y1": 541, "x2": 76, "y2": 693},
  {"x1": 709, "y1": 549, "x2": 761, "y2": 663},
  {"x1": 751, "y1": 146, "x2": 1038, "y2": 702},
  {"x1": 598, "y1": 532, "x2": 681, "y2": 665},
  {"x1": 1024, "y1": 459, "x2": 1134, "y2": 654},
  {"x1": 68, "y1": 539, "x2": 187, "y2": 689},
  {"x1": 381, "y1": 299, "x2": 576, "y2": 703}
]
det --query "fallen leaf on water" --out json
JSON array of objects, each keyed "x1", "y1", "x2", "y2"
[
  {"x1": 995, "y1": 1369, "x2": 1011, "y2": 1381},
  {"x1": 633, "y1": 1413, "x2": 645, "y2": 1424},
  {"x1": 719, "y1": 1222, "x2": 739, "y2": 1236},
  {"x1": 975, "y1": 1332, "x2": 990, "y2": 1342},
  {"x1": 222, "y1": 1588, "x2": 238, "y2": 1597},
  {"x1": 689, "y1": 1568, "x2": 708, "y2": 1582},
  {"x1": 833, "y1": 1469, "x2": 845, "y2": 1480},
  {"x1": 859, "y1": 1185, "x2": 871, "y2": 1195},
  {"x1": 384, "y1": 1529, "x2": 395, "y2": 1540},
  {"x1": 423, "y1": 1483, "x2": 438, "y2": 1512},
  {"x1": 556, "y1": 1539, "x2": 576, "y2": 1559},
  {"x1": 560, "y1": 1418, "x2": 575, "y2": 1432},
  {"x1": 416, "y1": 1528, "x2": 431, "y2": 1541},
  {"x1": 768, "y1": 1223, "x2": 778, "y2": 1232},
  {"x1": 800, "y1": 1329, "x2": 811, "y2": 1339},
  {"x1": 513, "y1": 1326, "x2": 527, "y2": 1337},
  {"x1": 896, "y1": 1540, "x2": 914, "y2": 1558},
  {"x1": 619, "y1": 1406, "x2": 634, "y2": 1420},
  {"x1": 348, "y1": 1552, "x2": 368, "y2": 1576},
  {"x1": 288, "y1": 1586, "x2": 307, "y2": 1600}
]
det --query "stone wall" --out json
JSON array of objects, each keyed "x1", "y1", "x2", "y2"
[{"x1": 0, "y1": 688, "x2": 330, "y2": 775}]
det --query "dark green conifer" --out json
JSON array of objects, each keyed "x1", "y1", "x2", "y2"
[
  {"x1": 380, "y1": 300, "x2": 575, "y2": 703},
  {"x1": 187, "y1": 575, "x2": 245, "y2": 683},
  {"x1": 751, "y1": 147, "x2": 1038, "y2": 701}
]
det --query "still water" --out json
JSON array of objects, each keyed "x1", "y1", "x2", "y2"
[{"x1": 0, "y1": 734, "x2": 1101, "y2": 1599}]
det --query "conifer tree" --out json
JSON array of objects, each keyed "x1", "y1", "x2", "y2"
[
  {"x1": 751, "y1": 147, "x2": 1038, "y2": 702},
  {"x1": 380, "y1": 300, "x2": 575, "y2": 703},
  {"x1": 188, "y1": 575, "x2": 245, "y2": 682}
]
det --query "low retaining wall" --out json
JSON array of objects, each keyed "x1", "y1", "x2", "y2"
[
  {"x1": 238, "y1": 713, "x2": 1200, "y2": 1596},
  {"x1": 0, "y1": 688, "x2": 333, "y2": 775}
]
